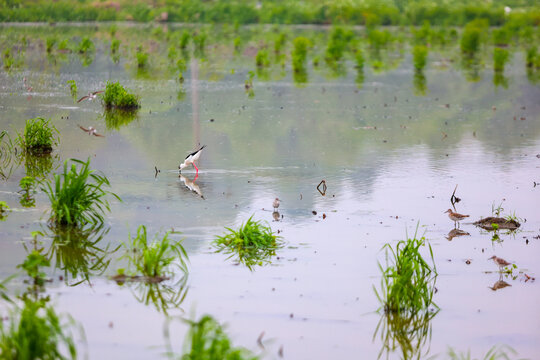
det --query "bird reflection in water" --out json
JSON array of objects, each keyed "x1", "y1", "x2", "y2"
[
  {"x1": 489, "y1": 278, "x2": 512, "y2": 291},
  {"x1": 272, "y1": 211, "x2": 280, "y2": 222},
  {"x1": 446, "y1": 228, "x2": 470, "y2": 241},
  {"x1": 179, "y1": 173, "x2": 204, "y2": 199}
]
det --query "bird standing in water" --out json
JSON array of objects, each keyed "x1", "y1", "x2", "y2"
[
  {"x1": 488, "y1": 255, "x2": 512, "y2": 271},
  {"x1": 273, "y1": 198, "x2": 281, "y2": 211},
  {"x1": 444, "y1": 209, "x2": 469, "y2": 228},
  {"x1": 179, "y1": 145, "x2": 206, "y2": 174}
]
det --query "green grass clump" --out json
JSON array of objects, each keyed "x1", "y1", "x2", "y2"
[
  {"x1": 76, "y1": 37, "x2": 94, "y2": 54},
  {"x1": 412, "y1": 45, "x2": 428, "y2": 72},
  {"x1": 214, "y1": 216, "x2": 283, "y2": 270},
  {"x1": 0, "y1": 299, "x2": 78, "y2": 360},
  {"x1": 42, "y1": 158, "x2": 119, "y2": 227},
  {"x1": 122, "y1": 225, "x2": 188, "y2": 280},
  {"x1": 46, "y1": 37, "x2": 56, "y2": 53},
  {"x1": 176, "y1": 315, "x2": 259, "y2": 360},
  {"x1": 460, "y1": 20, "x2": 487, "y2": 56},
  {"x1": 255, "y1": 49, "x2": 270, "y2": 68},
  {"x1": 446, "y1": 344, "x2": 520, "y2": 360},
  {"x1": 17, "y1": 117, "x2": 58, "y2": 154},
  {"x1": 136, "y1": 46, "x2": 149, "y2": 69},
  {"x1": 325, "y1": 26, "x2": 354, "y2": 64},
  {"x1": 3, "y1": 48, "x2": 13, "y2": 70},
  {"x1": 180, "y1": 30, "x2": 190, "y2": 50},
  {"x1": 0, "y1": 201, "x2": 9, "y2": 221},
  {"x1": 66, "y1": 80, "x2": 77, "y2": 98},
  {"x1": 292, "y1": 37, "x2": 309, "y2": 71},
  {"x1": 110, "y1": 39, "x2": 120, "y2": 54},
  {"x1": 375, "y1": 230, "x2": 437, "y2": 314},
  {"x1": 19, "y1": 176, "x2": 36, "y2": 208},
  {"x1": 102, "y1": 81, "x2": 140, "y2": 109},
  {"x1": 525, "y1": 47, "x2": 537, "y2": 68},
  {"x1": 493, "y1": 47, "x2": 510, "y2": 72}
]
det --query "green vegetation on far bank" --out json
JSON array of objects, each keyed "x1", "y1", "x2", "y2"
[{"x1": 0, "y1": 0, "x2": 539, "y2": 26}]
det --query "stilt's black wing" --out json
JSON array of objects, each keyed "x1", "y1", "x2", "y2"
[{"x1": 185, "y1": 145, "x2": 206, "y2": 160}]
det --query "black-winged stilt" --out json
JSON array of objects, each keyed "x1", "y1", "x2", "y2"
[
  {"x1": 79, "y1": 125, "x2": 105, "y2": 137},
  {"x1": 179, "y1": 145, "x2": 206, "y2": 174}
]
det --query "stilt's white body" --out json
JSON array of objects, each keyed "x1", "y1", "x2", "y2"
[{"x1": 179, "y1": 145, "x2": 206, "y2": 173}]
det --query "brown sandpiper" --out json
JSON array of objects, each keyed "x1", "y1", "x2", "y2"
[
  {"x1": 445, "y1": 209, "x2": 469, "y2": 227},
  {"x1": 488, "y1": 255, "x2": 512, "y2": 271}
]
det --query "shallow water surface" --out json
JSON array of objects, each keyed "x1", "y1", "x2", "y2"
[{"x1": 0, "y1": 24, "x2": 539, "y2": 359}]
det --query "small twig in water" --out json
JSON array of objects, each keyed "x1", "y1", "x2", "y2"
[
  {"x1": 154, "y1": 166, "x2": 160, "y2": 178},
  {"x1": 257, "y1": 331, "x2": 265, "y2": 349},
  {"x1": 450, "y1": 184, "x2": 461, "y2": 207}
]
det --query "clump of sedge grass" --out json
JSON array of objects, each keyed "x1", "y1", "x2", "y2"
[
  {"x1": 0, "y1": 201, "x2": 10, "y2": 221},
  {"x1": 375, "y1": 229, "x2": 437, "y2": 315},
  {"x1": 19, "y1": 176, "x2": 36, "y2": 208},
  {"x1": 412, "y1": 45, "x2": 428, "y2": 72},
  {"x1": 101, "y1": 81, "x2": 140, "y2": 109},
  {"x1": 42, "y1": 158, "x2": 120, "y2": 227},
  {"x1": 136, "y1": 46, "x2": 149, "y2": 69},
  {"x1": 493, "y1": 47, "x2": 510, "y2": 73},
  {"x1": 171, "y1": 315, "x2": 258, "y2": 360},
  {"x1": 17, "y1": 117, "x2": 59, "y2": 155},
  {"x1": 121, "y1": 225, "x2": 188, "y2": 281},
  {"x1": 255, "y1": 49, "x2": 270, "y2": 68},
  {"x1": 0, "y1": 299, "x2": 78, "y2": 360},
  {"x1": 110, "y1": 39, "x2": 120, "y2": 55},
  {"x1": 66, "y1": 80, "x2": 77, "y2": 98},
  {"x1": 214, "y1": 216, "x2": 283, "y2": 270},
  {"x1": 446, "y1": 344, "x2": 519, "y2": 360},
  {"x1": 77, "y1": 37, "x2": 94, "y2": 54}
]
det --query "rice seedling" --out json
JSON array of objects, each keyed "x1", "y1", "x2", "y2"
[
  {"x1": 66, "y1": 80, "x2": 77, "y2": 98},
  {"x1": 413, "y1": 71, "x2": 427, "y2": 95},
  {"x1": 412, "y1": 45, "x2": 428, "y2": 72},
  {"x1": 460, "y1": 20, "x2": 487, "y2": 56},
  {"x1": 0, "y1": 201, "x2": 10, "y2": 221},
  {"x1": 374, "y1": 306, "x2": 437, "y2": 360},
  {"x1": 101, "y1": 81, "x2": 140, "y2": 109},
  {"x1": 374, "y1": 228, "x2": 438, "y2": 315},
  {"x1": 41, "y1": 224, "x2": 113, "y2": 285},
  {"x1": 193, "y1": 31, "x2": 207, "y2": 54},
  {"x1": 19, "y1": 176, "x2": 36, "y2": 208},
  {"x1": 325, "y1": 26, "x2": 353, "y2": 64},
  {"x1": 165, "y1": 315, "x2": 259, "y2": 360},
  {"x1": 526, "y1": 47, "x2": 537, "y2": 68},
  {"x1": 46, "y1": 37, "x2": 56, "y2": 53},
  {"x1": 273, "y1": 32, "x2": 286, "y2": 55},
  {"x1": 3, "y1": 48, "x2": 14, "y2": 70},
  {"x1": 41, "y1": 158, "x2": 120, "y2": 227},
  {"x1": 445, "y1": 344, "x2": 521, "y2": 360},
  {"x1": 77, "y1": 37, "x2": 94, "y2": 54},
  {"x1": 121, "y1": 225, "x2": 188, "y2": 281},
  {"x1": 110, "y1": 38, "x2": 120, "y2": 55},
  {"x1": 493, "y1": 48, "x2": 510, "y2": 73},
  {"x1": 213, "y1": 216, "x2": 283, "y2": 270},
  {"x1": 136, "y1": 46, "x2": 149, "y2": 69},
  {"x1": 18, "y1": 245, "x2": 50, "y2": 290},
  {"x1": 16, "y1": 117, "x2": 59, "y2": 155},
  {"x1": 255, "y1": 49, "x2": 270, "y2": 68},
  {"x1": 180, "y1": 30, "x2": 190, "y2": 50},
  {"x1": 0, "y1": 299, "x2": 79, "y2": 360}
]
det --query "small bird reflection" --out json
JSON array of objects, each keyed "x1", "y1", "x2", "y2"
[
  {"x1": 489, "y1": 278, "x2": 512, "y2": 291},
  {"x1": 446, "y1": 228, "x2": 470, "y2": 241},
  {"x1": 179, "y1": 174, "x2": 204, "y2": 199},
  {"x1": 272, "y1": 211, "x2": 280, "y2": 222}
]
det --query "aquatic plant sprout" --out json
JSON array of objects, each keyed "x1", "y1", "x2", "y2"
[
  {"x1": 42, "y1": 158, "x2": 120, "y2": 227},
  {"x1": 213, "y1": 216, "x2": 283, "y2": 270},
  {"x1": 0, "y1": 299, "x2": 79, "y2": 360},
  {"x1": 166, "y1": 315, "x2": 259, "y2": 360},
  {"x1": 122, "y1": 225, "x2": 188, "y2": 280},
  {"x1": 17, "y1": 117, "x2": 59, "y2": 154},
  {"x1": 375, "y1": 228, "x2": 438, "y2": 315},
  {"x1": 101, "y1": 81, "x2": 140, "y2": 109}
]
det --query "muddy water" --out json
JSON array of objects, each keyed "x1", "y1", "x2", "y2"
[{"x1": 1, "y1": 25, "x2": 539, "y2": 359}]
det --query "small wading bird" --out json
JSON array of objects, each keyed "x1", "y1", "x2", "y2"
[
  {"x1": 488, "y1": 255, "x2": 512, "y2": 271},
  {"x1": 273, "y1": 198, "x2": 281, "y2": 211},
  {"x1": 445, "y1": 209, "x2": 469, "y2": 228},
  {"x1": 78, "y1": 125, "x2": 105, "y2": 137},
  {"x1": 77, "y1": 90, "x2": 104, "y2": 103},
  {"x1": 179, "y1": 145, "x2": 206, "y2": 174}
]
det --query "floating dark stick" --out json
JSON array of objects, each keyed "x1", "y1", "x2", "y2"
[
  {"x1": 450, "y1": 184, "x2": 461, "y2": 208},
  {"x1": 317, "y1": 180, "x2": 327, "y2": 196},
  {"x1": 154, "y1": 166, "x2": 160, "y2": 178}
]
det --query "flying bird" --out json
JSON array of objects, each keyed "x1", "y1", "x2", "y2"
[
  {"x1": 78, "y1": 125, "x2": 105, "y2": 137},
  {"x1": 77, "y1": 90, "x2": 104, "y2": 103},
  {"x1": 179, "y1": 145, "x2": 206, "y2": 174}
]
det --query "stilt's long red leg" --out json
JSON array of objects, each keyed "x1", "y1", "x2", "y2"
[{"x1": 193, "y1": 163, "x2": 199, "y2": 174}]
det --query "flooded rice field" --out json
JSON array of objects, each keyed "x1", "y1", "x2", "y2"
[{"x1": 0, "y1": 24, "x2": 539, "y2": 359}]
